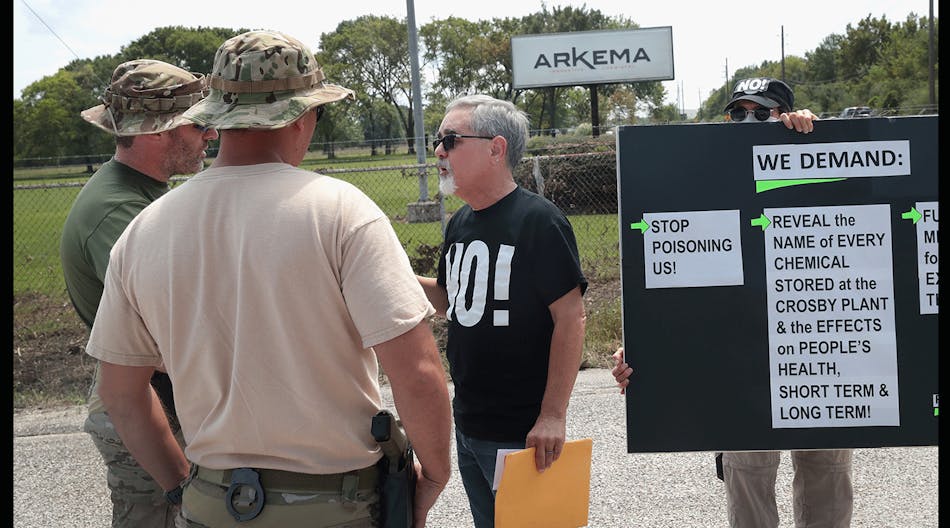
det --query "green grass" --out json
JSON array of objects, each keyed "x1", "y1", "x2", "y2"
[
  {"x1": 13, "y1": 154, "x2": 622, "y2": 360},
  {"x1": 13, "y1": 185, "x2": 81, "y2": 297},
  {"x1": 570, "y1": 214, "x2": 621, "y2": 280},
  {"x1": 581, "y1": 295, "x2": 623, "y2": 369},
  {"x1": 13, "y1": 162, "x2": 620, "y2": 298}
]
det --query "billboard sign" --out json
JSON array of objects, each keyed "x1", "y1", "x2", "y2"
[{"x1": 511, "y1": 27, "x2": 674, "y2": 89}]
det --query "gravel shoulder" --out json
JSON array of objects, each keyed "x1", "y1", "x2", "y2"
[{"x1": 14, "y1": 369, "x2": 939, "y2": 527}]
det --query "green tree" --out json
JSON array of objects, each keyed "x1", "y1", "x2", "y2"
[
  {"x1": 649, "y1": 102, "x2": 683, "y2": 123},
  {"x1": 14, "y1": 70, "x2": 106, "y2": 160},
  {"x1": 805, "y1": 34, "x2": 844, "y2": 82},
  {"x1": 117, "y1": 26, "x2": 246, "y2": 74},
  {"x1": 864, "y1": 14, "x2": 937, "y2": 112},
  {"x1": 421, "y1": 17, "x2": 505, "y2": 98},
  {"x1": 14, "y1": 26, "x2": 250, "y2": 164},
  {"x1": 319, "y1": 16, "x2": 420, "y2": 154},
  {"x1": 356, "y1": 98, "x2": 404, "y2": 155},
  {"x1": 312, "y1": 101, "x2": 362, "y2": 159},
  {"x1": 837, "y1": 15, "x2": 895, "y2": 82}
]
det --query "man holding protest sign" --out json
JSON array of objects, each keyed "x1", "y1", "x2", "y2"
[{"x1": 613, "y1": 78, "x2": 852, "y2": 528}]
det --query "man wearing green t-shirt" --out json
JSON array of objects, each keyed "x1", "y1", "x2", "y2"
[{"x1": 60, "y1": 59, "x2": 216, "y2": 528}]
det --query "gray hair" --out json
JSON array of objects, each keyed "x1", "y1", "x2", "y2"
[{"x1": 446, "y1": 94, "x2": 529, "y2": 170}]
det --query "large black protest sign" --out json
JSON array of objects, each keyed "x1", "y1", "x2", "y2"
[{"x1": 617, "y1": 116, "x2": 937, "y2": 453}]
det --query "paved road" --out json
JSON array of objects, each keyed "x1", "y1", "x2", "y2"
[{"x1": 14, "y1": 369, "x2": 938, "y2": 527}]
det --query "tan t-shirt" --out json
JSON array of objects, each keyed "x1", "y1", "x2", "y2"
[{"x1": 86, "y1": 163, "x2": 434, "y2": 474}]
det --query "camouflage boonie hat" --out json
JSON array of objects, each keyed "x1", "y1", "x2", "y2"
[
  {"x1": 80, "y1": 59, "x2": 209, "y2": 136},
  {"x1": 182, "y1": 30, "x2": 355, "y2": 130}
]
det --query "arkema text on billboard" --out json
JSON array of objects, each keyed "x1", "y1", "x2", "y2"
[
  {"x1": 511, "y1": 27, "x2": 674, "y2": 89},
  {"x1": 532, "y1": 47, "x2": 651, "y2": 70}
]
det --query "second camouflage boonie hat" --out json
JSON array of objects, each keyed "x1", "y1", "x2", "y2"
[
  {"x1": 182, "y1": 30, "x2": 356, "y2": 130},
  {"x1": 80, "y1": 59, "x2": 209, "y2": 136}
]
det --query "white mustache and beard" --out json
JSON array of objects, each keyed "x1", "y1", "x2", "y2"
[{"x1": 437, "y1": 159, "x2": 457, "y2": 195}]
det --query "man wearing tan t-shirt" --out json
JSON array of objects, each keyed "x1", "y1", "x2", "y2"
[{"x1": 85, "y1": 30, "x2": 452, "y2": 527}]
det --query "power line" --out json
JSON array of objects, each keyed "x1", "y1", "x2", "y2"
[
  {"x1": 21, "y1": 0, "x2": 84, "y2": 62},
  {"x1": 20, "y1": 0, "x2": 108, "y2": 87}
]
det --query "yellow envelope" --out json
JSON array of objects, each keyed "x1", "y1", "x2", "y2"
[{"x1": 495, "y1": 438, "x2": 593, "y2": 528}]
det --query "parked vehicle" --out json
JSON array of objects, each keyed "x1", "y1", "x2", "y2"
[{"x1": 840, "y1": 106, "x2": 873, "y2": 118}]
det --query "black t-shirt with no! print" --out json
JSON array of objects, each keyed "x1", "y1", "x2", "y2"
[{"x1": 438, "y1": 186, "x2": 587, "y2": 442}]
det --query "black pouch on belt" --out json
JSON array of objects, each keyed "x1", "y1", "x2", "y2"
[{"x1": 372, "y1": 410, "x2": 416, "y2": 528}]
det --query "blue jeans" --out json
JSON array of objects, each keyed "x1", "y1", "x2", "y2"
[{"x1": 455, "y1": 428, "x2": 525, "y2": 528}]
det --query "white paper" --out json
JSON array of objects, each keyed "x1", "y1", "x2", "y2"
[
  {"x1": 491, "y1": 449, "x2": 522, "y2": 491},
  {"x1": 764, "y1": 204, "x2": 900, "y2": 428},
  {"x1": 643, "y1": 209, "x2": 744, "y2": 289}
]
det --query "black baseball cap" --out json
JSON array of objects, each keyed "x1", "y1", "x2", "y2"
[{"x1": 723, "y1": 78, "x2": 794, "y2": 113}]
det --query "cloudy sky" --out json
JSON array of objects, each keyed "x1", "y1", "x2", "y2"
[{"x1": 13, "y1": 0, "x2": 937, "y2": 108}]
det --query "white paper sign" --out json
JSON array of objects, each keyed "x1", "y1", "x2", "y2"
[
  {"x1": 914, "y1": 201, "x2": 939, "y2": 314},
  {"x1": 642, "y1": 209, "x2": 744, "y2": 289},
  {"x1": 764, "y1": 204, "x2": 900, "y2": 428},
  {"x1": 753, "y1": 140, "x2": 911, "y2": 180}
]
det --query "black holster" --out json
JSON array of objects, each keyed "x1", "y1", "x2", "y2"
[{"x1": 372, "y1": 410, "x2": 415, "y2": 528}]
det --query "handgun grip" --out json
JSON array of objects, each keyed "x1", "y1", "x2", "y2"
[{"x1": 373, "y1": 410, "x2": 407, "y2": 472}]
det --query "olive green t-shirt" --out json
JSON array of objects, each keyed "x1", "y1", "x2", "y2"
[{"x1": 60, "y1": 158, "x2": 168, "y2": 412}]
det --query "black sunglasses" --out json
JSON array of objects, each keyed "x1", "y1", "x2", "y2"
[
  {"x1": 432, "y1": 133, "x2": 495, "y2": 151},
  {"x1": 315, "y1": 105, "x2": 325, "y2": 121},
  {"x1": 193, "y1": 123, "x2": 211, "y2": 133},
  {"x1": 729, "y1": 107, "x2": 773, "y2": 122}
]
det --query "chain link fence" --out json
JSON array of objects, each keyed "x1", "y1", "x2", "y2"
[{"x1": 13, "y1": 151, "x2": 621, "y2": 335}]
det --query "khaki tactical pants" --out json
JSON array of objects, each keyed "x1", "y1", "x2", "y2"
[
  {"x1": 722, "y1": 450, "x2": 853, "y2": 528},
  {"x1": 84, "y1": 411, "x2": 187, "y2": 528},
  {"x1": 181, "y1": 465, "x2": 381, "y2": 527}
]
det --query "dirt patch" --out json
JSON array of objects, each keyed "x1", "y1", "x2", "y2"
[
  {"x1": 13, "y1": 293, "x2": 95, "y2": 410},
  {"x1": 584, "y1": 277, "x2": 621, "y2": 311}
]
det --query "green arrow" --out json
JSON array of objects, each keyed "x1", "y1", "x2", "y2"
[
  {"x1": 630, "y1": 219, "x2": 649, "y2": 234},
  {"x1": 902, "y1": 207, "x2": 922, "y2": 224},
  {"x1": 750, "y1": 213, "x2": 771, "y2": 231}
]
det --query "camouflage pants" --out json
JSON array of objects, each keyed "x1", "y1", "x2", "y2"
[
  {"x1": 181, "y1": 467, "x2": 380, "y2": 527},
  {"x1": 84, "y1": 411, "x2": 187, "y2": 528}
]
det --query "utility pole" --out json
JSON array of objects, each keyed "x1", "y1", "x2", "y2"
[
  {"x1": 781, "y1": 25, "x2": 786, "y2": 82},
  {"x1": 406, "y1": 0, "x2": 429, "y2": 202},
  {"x1": 928, "y1": 0, "x2": 935, "y2": 106},
  {"x1": 405, "y1": 0, "x2": 440, "y2": 225},
  {"x1": 406, "y1": 0, "x2": 426, "y2": 200},
  {"x1": 589, "y1": 85, "x2": 600, "y2": 136},
  {"x1": 678, "y1": 82, "x2": 682, "y2": 116},
  {"x1": 723, "y1": 58, "x2": 729, "y2": 104}
]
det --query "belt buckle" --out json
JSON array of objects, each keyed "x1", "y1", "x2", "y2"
[{"x1": 225, "y1": 468, "x2": 265, "y2": 522}]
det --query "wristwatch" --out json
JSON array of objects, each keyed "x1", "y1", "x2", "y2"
[{"x1": 164, "y1": 484, "x2": 184, "y2": 505}]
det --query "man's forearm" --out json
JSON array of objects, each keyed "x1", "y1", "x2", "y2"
[
  {"x1": 416, "y1": 276, "x2": 448, "y2": 318},
  {"x1": 99, "y1": 362, "x2": 190, "y2": 490},
  {"x1": 541, "y1": 287, "x2": 586, "y2": 419},
  {"x1": 390, "y1": 359, "x2": 453, "y2": 485},
  {"x1": 375, "y1": 322, "x2": 452, "y2": 485}
]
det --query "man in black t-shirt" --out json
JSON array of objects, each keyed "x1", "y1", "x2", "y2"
[{"x1": 418, "y1": 94, "x2": 588, "y2": 528}]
